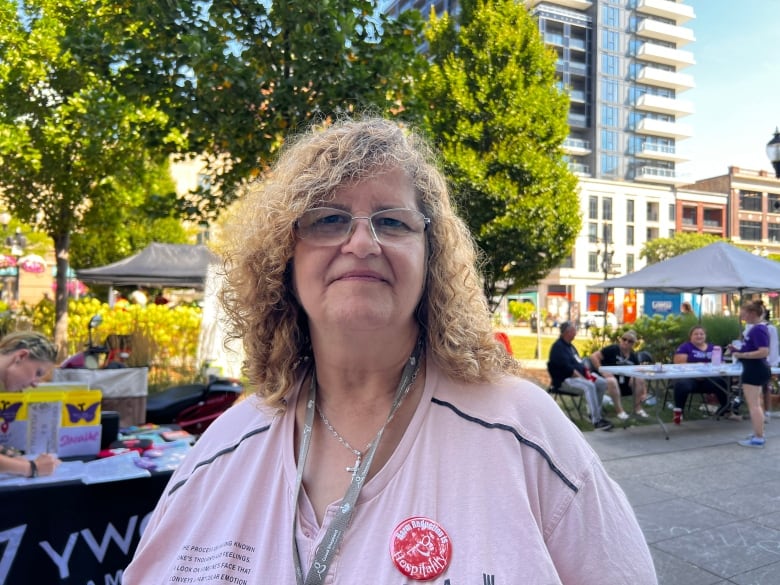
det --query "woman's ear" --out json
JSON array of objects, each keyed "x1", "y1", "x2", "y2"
[{"x1": 12, "y1": 349, "x2": 29, "y2": 363}]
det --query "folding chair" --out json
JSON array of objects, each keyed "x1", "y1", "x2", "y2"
[
  {"x1": 548, "y1": 383, "x2": 586, "y2": 421},
  {"x1": 546, "y1": 362, "x2": 586, "y2": 421}
]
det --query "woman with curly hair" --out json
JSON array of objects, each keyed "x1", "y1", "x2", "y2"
[{"x1": 126, "y1": 118, "x2": 655, "y2": 584}]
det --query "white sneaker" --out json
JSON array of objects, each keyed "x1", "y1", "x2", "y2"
[{"x1": 616, "y1": 411, "x2": 630, "y2": 421}]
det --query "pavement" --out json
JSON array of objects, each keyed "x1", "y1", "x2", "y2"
[{"x1": 584, "y1": 413, "x2": 780, "y2": 585}]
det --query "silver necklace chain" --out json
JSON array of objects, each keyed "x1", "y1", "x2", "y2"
[{"x1": 314, "y1": 365, "x2": 420, "y2": 475}]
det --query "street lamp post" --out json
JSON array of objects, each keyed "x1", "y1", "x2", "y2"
[{"x1": 767, "y1": 128, "x2": 780, "y2": 179}]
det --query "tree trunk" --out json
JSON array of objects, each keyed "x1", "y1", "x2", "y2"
[{"x1": 53, "y1": 232, "x2": 71, "y2": 362}]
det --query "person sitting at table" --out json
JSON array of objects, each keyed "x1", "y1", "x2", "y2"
[
  {"x1": 0, "y1": 331, "x2": 61, "y2": 478},
  {"x1": 589, "y1": 330, "x2": 649, "y2": 420},
  {"x1": 672, "y1": 325, "x2": 739, "y2": 423},
  {"x1": 548, "y1": 322, "x2": 614, "y2": 430}
]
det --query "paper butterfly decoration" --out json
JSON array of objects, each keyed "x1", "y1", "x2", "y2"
[
  {"x1": 65, "y1": 402, "x2": 100, "y2": 424},
  {"x1": 0, "y1": 400, "x2": 23, "y2": 433}
]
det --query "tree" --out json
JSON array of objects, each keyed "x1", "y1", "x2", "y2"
[
  {"x1": 412, "y1": 0, "x2": 580, "y2": 308},
  {"x1": 0, "y1": 0, "x2": 176, "y2": 351},
  {"x1": 69, "y1": 160, "x2": 188, "y2": 269},
  {"x1": 641, "y1": 233, "x2": 726, "y2": 264},
  {"x1": 102, "y1": 0, "x2": 425, "y2": 218},
  {"x1": 0, "y1": 0, "x2": 421, "y2": 351}
]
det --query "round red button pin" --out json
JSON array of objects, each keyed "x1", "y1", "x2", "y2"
[{"x1": 390, "y1": 516, "x2": 452, "y2": 580}]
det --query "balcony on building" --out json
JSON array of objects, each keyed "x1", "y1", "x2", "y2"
[
  {"x1": 636, "y1": 93, "x2": 694, "y2": 117},
  {"x1": 637, "y1": 117, "x2": 693, "y2": 140},
  {"x1": 637, "y1": 18, "x2": 695, "y2": 46},
  {"x1": 563, "y1": 137, "x2": 592, "y2": 155},
  {"x1": 568, "y1": 162, "x2": 591, "y2": 176},
  {"x1": 525, "y1": 0, "x2": 593, "y2": 10},
  {"x1": 568, "y1": 112, "x2": 588, "y2": 128},
  {"x1": 637, "y1": 0, "x2": 695, "y2": 25},
  {"x1": 637, "y1": 142, "x2": 688, "y2": 162},
  {"x1": 637, "y1": 66, "x2": 695, "y2": 91},
  {"x1": 638, "y1": 42, "x2": 695, "y2": 69},
  {"x1": 635, "y1": 165, "x2": 689, "y2": 186}
]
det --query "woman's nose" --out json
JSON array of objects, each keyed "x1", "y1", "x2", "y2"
[{"x1": 342, "y1": 218, "x2": 380, "y2": 254}]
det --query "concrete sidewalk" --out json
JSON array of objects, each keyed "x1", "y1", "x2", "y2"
[{"x1": 584, "y1": 416, "x2": 780, "y2": 585}]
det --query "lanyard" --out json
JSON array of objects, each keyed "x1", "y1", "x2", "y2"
[{"x1": 292, "y1": 339, "x2": 423, "y2": 585}]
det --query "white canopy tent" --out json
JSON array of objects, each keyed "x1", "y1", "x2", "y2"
[{"x1": 593, "y1": 242, "x2": 780, "y2": 295}]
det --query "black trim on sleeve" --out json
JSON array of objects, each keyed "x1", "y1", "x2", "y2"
[
  {"x1": 431, "y1": 398, "x2": 578, "y2": 493},
  {"x1": 168, "y1": 424, "x2": 272, "y2": 496}
]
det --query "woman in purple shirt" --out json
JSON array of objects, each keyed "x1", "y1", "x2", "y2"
[
  {"x1": 673, "y1": 325, "x2": 738, "y2": 422},
  {"x1": 730, "y1": 301, "x2": 771, "y2": 448}
]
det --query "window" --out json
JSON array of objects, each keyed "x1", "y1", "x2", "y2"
[
  {"x1": 588, "y1": 222, "x2": 599, "y2": 243},
  {"x1": 601, "y1": 155, "x2": 618, "y2": 175},
  {"x1": 669, "y1": 203, "x2": 676, "y2": 222},
  {"x1": 601, "y1": 105, "x2": 619, "y2": 127},
  {"x1": 589, "y1": 196, "x2": 598, "y2": 219},
  {"x1": 626, "y1": 225, "x2": 634, "y2": 246},
  {"x1": 601, "y1": 54, "x2": 619, "y2": 76},
  {"x1": 647, "y1": 201, "x2": 659, "y2": 222},
  {"x1": 601, "y1": 79, "x2": 619, "y2": 103},
  {"x1": 601, "y1": 130, "x2": 617, "y2": 152},
  {"x1": 602, "y1": 198, "x2": 613, "y2": 221},
  {"x1": 602, "y1": 30, "x2": 619, "y2": 51},
  {"x1": 647, "y1": 227, "x2": 659, "y2": 240},
  {"x1": 627, "y1": 199, "x2": 635, "y2": 222},
  {"x1": 588, "y1": 252, "x2": 599, "y2": 273},
  {"x1": 769, "y1": 194, "x2": 780, "y2": 214},
  {"x1": 769, "y1": 223, "x2": 780, "y2": 243},
  {"x1": 603, "y1": 6, "x2": 619, "y2": 27},
  {"x1": 739, "y1": 190, "x2": 763, "y2": 212},
  {"x1": 739, "y1": 221, "x2": 762, "y2": 241},
  {"x1": 603, "y1": 223, "x2": 613, "y2": 243},
  {"x1": 626, "y1": 254, "x2": 635, "y2": 273}
]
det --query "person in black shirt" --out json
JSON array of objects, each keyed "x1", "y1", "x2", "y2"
[
  {"x1": 548, "y1": 322, "x2": 613, "y2": 430},
  {"x1": 589, "y1": 330, "x2": 649, "y2": 421}
]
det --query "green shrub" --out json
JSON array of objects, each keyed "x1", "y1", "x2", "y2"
[{"x1": 580, "y1": 313, "x2": 742, "y2": 363}]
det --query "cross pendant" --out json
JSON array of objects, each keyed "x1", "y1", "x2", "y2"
[{"x1": 346, "y1": 454, "x2": 362, "y2": 477}]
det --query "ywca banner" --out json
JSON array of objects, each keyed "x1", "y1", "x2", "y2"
[{"x1": 0, "y1": 473, "x2": 170, "y2": 584}]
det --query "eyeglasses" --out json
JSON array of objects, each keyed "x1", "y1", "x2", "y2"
[
  {"x1": 295, "y1": 207, "x2": 430, "y2": 246},
  {"x1": 621, "y1": 337, "x2": 636, "y2": 345}
]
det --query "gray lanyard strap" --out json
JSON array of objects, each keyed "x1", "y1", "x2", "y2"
[{"x1": 292, "y1": 340, "x2": 423, "y2": 585}]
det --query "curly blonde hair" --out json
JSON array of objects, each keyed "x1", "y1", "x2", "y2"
[{"x1": 220, "y1": 117, "x2": 521, "y2": 408}]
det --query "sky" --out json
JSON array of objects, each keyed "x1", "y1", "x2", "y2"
[{"x1": 678, "y1": 0, "x2": 780, "y2": 181}]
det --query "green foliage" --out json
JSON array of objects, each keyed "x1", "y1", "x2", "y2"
[
  {"x1": 69, "y1": 160, "x2": 187, "y2": 269},
  {"x1": 641, "y1": 233, "x2": 726, "y2": 264},
  {"x1": 9, "y1": 296, "x2": 203, "y2": 383},
  {"x1": 413, "y1": 0, "x2": 580, "y2": 307},
  {"x1": 508, "y1": 300, "x2": 536, "y2": 323},
  {"x1": 0, "y1": 0, "x2": 181, "y2": 345},
  {"x1": 578, "y1": 313, "x2": 742, "y2": 363},
  {"x1": 101, "y1": 0, "x2": 425, "y2": 218}
]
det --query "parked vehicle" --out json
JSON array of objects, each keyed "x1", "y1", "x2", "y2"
[
  {"x1": 60, "y1": 314, "x2": 114, "y2": 369},
  {"x1": 145, "y1": 377, "x2": 244, "y2": 435},
  {"x1": 581, "y1": 311, "x2": 618, "y2": 329}
]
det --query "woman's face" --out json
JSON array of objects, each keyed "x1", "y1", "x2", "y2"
[
  {"x1": 690, "y1": 327, "x2": 706, "y2": 345},
  {"x1": 292, "y1": 168, "x2": 427, "y2": 335},
  {"x1": 3, "y1": 351, "x2": 54, "y2": 392}
]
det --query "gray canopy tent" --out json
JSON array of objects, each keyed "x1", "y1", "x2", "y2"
[
  {"x1": 76, "y1": 243, "x2": 217, "y2": 289},
  {"x1": 592, "y1": 242, "x2": 780, "y2": 319}
]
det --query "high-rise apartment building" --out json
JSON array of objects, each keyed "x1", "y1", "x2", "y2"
[{"x1": 382, "y1": 0, "x2": 695, "y2": 185}]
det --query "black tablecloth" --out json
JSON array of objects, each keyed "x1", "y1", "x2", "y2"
[{"x1": 0, "y1": 472, "x2": 171, "y2": 584}]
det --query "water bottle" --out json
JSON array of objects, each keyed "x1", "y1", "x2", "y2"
[{"x1": 711, "y1": 345, "x2": 722, "y2": 366}]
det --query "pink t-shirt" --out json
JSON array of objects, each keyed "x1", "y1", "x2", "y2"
[{"x1": 124, "y1": 360, "x2": 656, "y2": 584}]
